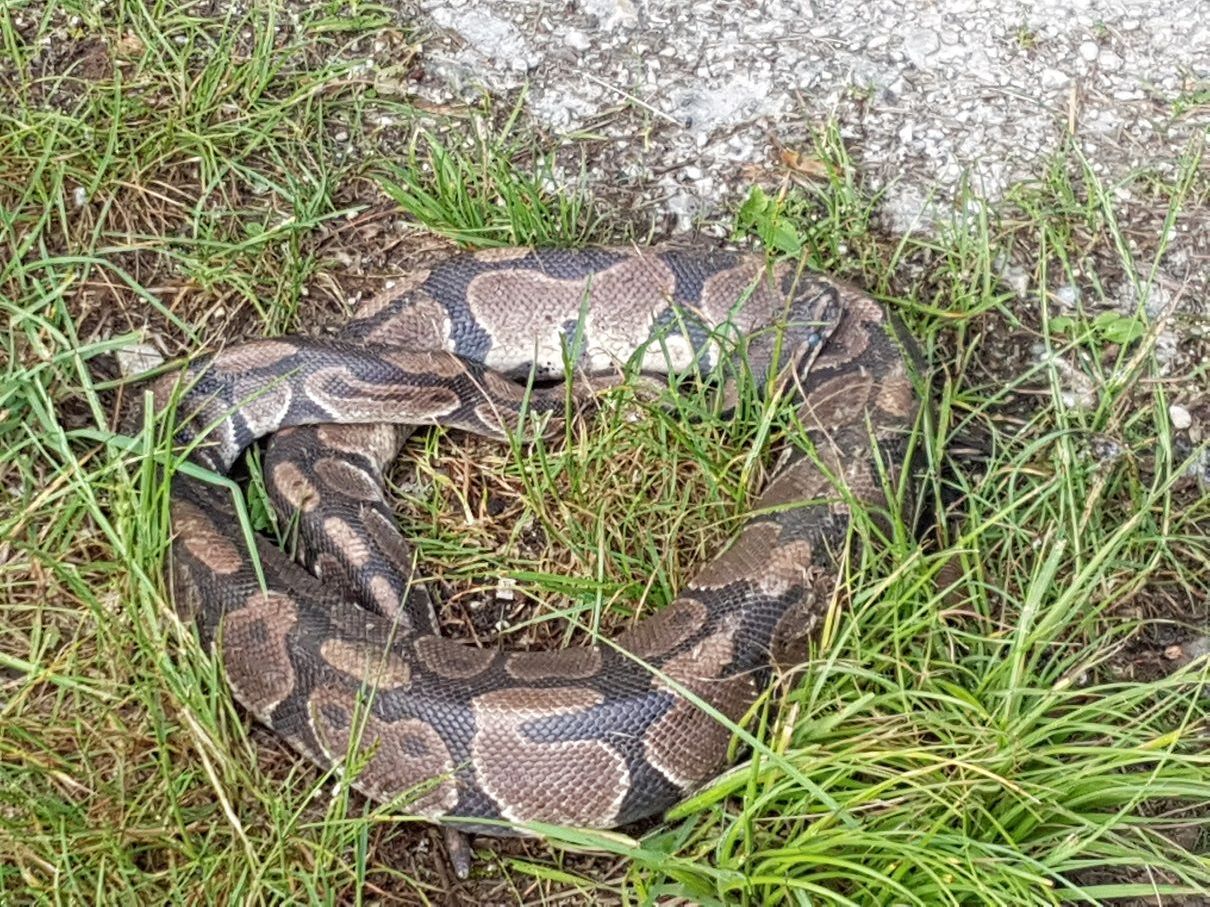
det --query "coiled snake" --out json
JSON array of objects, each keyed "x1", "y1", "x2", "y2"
[{"x1": 149, "y1": 246, "x2": 916, "y2": 849}]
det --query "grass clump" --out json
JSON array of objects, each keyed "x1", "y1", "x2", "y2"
[{"x1": 376, "y1": 98, "x2": 600, "y2": 249}]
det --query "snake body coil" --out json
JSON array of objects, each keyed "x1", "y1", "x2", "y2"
[{"x1": 152, "y1": 246, "x2": 916, "y2": 834}]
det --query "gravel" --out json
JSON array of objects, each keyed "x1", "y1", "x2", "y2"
[{"x1": 408, "y1": 0, "x2": 1209, "y2": 233}]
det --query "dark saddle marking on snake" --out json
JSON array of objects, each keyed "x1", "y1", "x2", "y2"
[{"x1": 148, "y1": 246, "x2": 917, "y2": 837}]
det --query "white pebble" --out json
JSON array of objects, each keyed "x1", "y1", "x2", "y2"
[
  {"x1": 1054, "y1": 284, "x2": 1080, "y2": 308},
  {"x1": 115, "y1": 343, "x2": 164, "y2": 378},
  {"x1": 1041, "y1": 67, "x2": 1069, "y2": 89},
  {"x1": 1169, "y1": 405, "x2": 1192, "y2": 431},
  {"x1": 903, "y1": 28, "x2": 940, "y2": 66},
  {"x1": 565, "y1": 29, "x2": 591, "y2": 51}
]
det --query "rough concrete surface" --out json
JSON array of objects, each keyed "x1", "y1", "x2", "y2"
[{"x1": 410, "y1": 0, "x2": 1208, "y2": 231}]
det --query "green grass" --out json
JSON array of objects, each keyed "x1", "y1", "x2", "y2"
[
  {"x1": 376, "y1": 100, "x2": 601, "y2": 249},
  {"x1": 3, "y1": 2, "x2": 1208, "y2": 904}
]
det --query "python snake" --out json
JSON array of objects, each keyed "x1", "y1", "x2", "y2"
[{"x1": 148, "y1": 245, "x2": 917, "y2": 838}]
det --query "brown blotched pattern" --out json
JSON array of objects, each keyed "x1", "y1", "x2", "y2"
[
  {"x1": 689, "y1": 522, "x2": 813, "y2": 594},
  {"x1": 614, "y1": 597, "x2": 709, "y2": 660},
  {"x1": 322, "y1": 517, "x2": 371, "y2": 568},
  {"x1": 159, "y1": 246, "x2": 918, "y2": 837},
  {"x1": 363, "y1": 294, "x2": 450, "y2": 349},
  {"x1": 315, "y1": 423, "x2": 397, "y2": 458},
  {"x1": 211, "y1": 339, "x2": 299, "y2": 374},
  {"x1": 173, "y1": 500, "x2": 244, "y2": 575},
  {"x1": 472, "y1": 247, "x2": 534, "y2": 263},
  {"x1": 362, "y1": 508, "x2": 417, "y2": 577},
  {"x1": 470, "y1": 687, "x2": 629, "y2": 825},
  {"x1": 696, "y1": 257, "x2": 772, "y2": 325},
  {"x1": 272, "y1": 461, "x2": 319, "y2": 513},
  {"x1": 314, "y1": 457, "x2": 381, "y2": 501},
  {"x1": 380, "y1": 349, "x2": 471, "y2": 380},
  {"x1": 642, "y1": 613, "x2": 756, "y2": 789},
  {"x1": 319, "y1": 638, "x2": 412, "y2": 690},
  {"x1": 220, "y1": 591, "x2": 300, "y2": 718},
  {"x1": 414, "y1": 636, "x2": 496, "y2": 680},
  {"x1": 308, "y1": 684, "x2": 458, "y2": 814},
  {"x1": 466, "y1": 255, "x2": 679, "y2": 373},
  {"x1": 505, "y1": 647, "x2": 603, "y2": 682},
  {"x1": 228, "y1": 381, "x2": 295, "y2": 441},
  {"x1": 303, "y1": 370, "x2": 461, "y2": 423},
  {"x1": 367, "y1": 575, "x2": 401, "y2": 618},
  {"x1": 356, "y1": 269, "x2": 433, "y2": 322}
]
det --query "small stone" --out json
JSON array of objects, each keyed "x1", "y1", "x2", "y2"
[
  {"x1": 666, "y1": 190, "x2": 701, "y2": 230},
  {"x1": 1169, "y1": 404, "x2": 1192, "y2": 431},
  {"x1": 1078, "y1": 40, "x2": 1099, "y2": 62},
  {"x1": 564, "y1": 29, "x2": 591, "y2": 51},
  {"x1": 116, "y1": 343, "x2": 164, "y2": 378},
  {"x1": 582, "y1": 0, "x2": 637, "y2": 31},
  {"x1": 1054, "y1": 284, "x2": 1080, "y2": 308},
  {"x1": 998, "y1": 260, "x2": 1030, "y2": 298},
  {"x1": 903, "y1": 28, "x2": 940, "y2": 67},
  {"x1": 1041, "y1": 67, "x2": 1069, "y2": 89}
]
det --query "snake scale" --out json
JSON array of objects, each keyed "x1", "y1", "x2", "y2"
[{"x1": 149, "y1": 245, "x2": 917, "y2": 839}]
